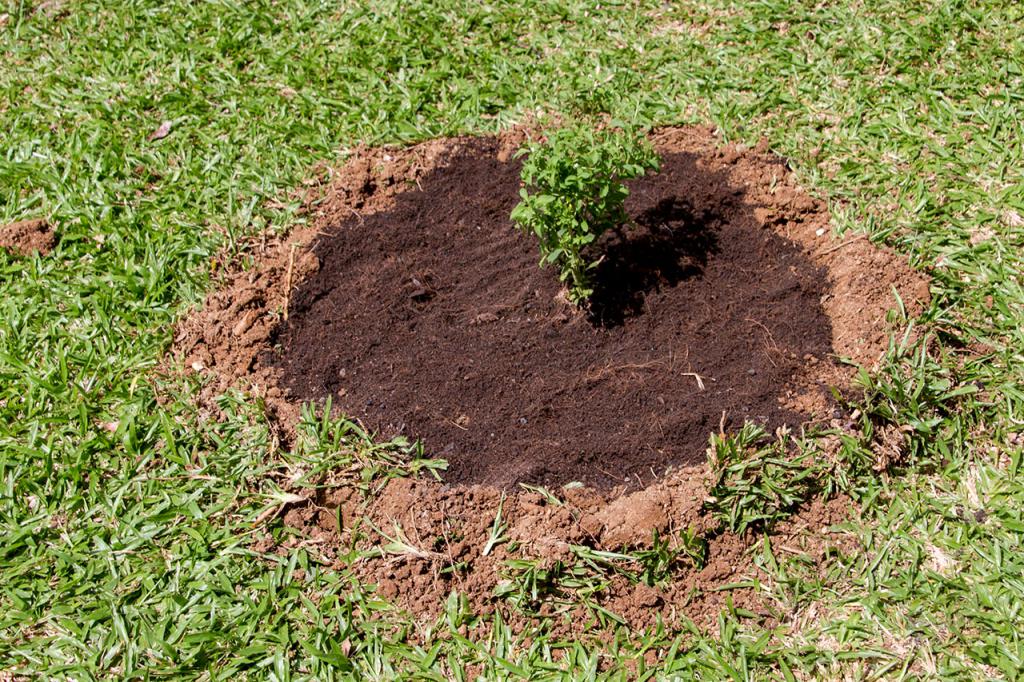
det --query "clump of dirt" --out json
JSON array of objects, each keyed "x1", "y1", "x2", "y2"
[
  {"x1": 174, "y1": 125, "x2": 929, "y2": 630},
  {"x1": 0, "y1": 218, "x2": 55, "y2": 256}
]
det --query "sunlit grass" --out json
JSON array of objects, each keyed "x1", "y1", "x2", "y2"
[{"x1": 1, "y1": 0, "x2": 1022, "y2": 677}]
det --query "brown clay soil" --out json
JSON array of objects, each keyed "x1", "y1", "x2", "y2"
[
  {"x1": 174, "y1": 126, "x2": 931, "y2": 629},
  {"x1": 0, "y1": 218, "x2": 55, "y2": 257},
  {"x1": 260, "y1": 464, "x2": 857, "y2": 634}
]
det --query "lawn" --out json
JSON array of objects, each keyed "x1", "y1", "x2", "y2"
[{"x1": 2, "y1": 0, "x2": 1023, "y2": 678}]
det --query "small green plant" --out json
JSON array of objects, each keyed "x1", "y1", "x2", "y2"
[
  {"x1": 510, "y1": 124, "x2": 660, "y2": 305},
  {"x1": 632, "y1": 528, "x2": 708, "y2": 585}
]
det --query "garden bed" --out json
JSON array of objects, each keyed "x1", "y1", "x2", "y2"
[
  {"x1": 173, "y1": 126, "x2": 929, "y2": 626},
  {"x1": 269, "y1": 135, "x2": 834, "y2": 489}
]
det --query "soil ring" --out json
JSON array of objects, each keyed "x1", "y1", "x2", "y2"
[{"x1": 173, "y1": 126, "x2": 930, "y2": 628}]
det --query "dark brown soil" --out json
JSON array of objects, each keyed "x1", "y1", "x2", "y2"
[
  {"x1": 0, "y1": 218, "x2": 55, "y2": 257},
  {"x1": 175, "y1": 128, "x2": 930, "y2": 460},
  {"x1": 264, "y1": 137, "x2": 833, "y2": 488}
]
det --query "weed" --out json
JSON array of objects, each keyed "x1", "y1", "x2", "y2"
[
  {"x1": 634, "y1": 528, "x2": 709, "y2": 585},
  {"x1": 370, "y1": 521, "x2": 442, "y2": 561},
  {"x1": 705, "y1": 424, "x2": 819, "y2": 534},
  {"x1": 493, "y1": 557, "x2": 572, "y2": 613},
  {"x1": 482, "y1": 493, "x2": 508, "y2": 557},
  {"x1": 517, "y1": 482, "x2": 564, "y2": 506}
]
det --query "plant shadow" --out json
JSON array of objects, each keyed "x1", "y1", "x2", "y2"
[{"x1": 588, "y1": 197, "x2": 721, "y2": 328}]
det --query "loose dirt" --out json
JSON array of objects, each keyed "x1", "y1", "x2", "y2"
[
  {"x1": 261, "y1": 461, "x2": 857, "y2": 633},
  {"x1": 174, "y1": 125, "x2": 929, "y2": 629},
  {"x1": 267, "y1": 136, "x2": 835, "y2": 489},
  {"x1": 0, "y1": 218, "x2": 55, "y2": 257}
]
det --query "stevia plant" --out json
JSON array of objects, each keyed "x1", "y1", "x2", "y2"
[{"x1": 511, "y1": 124, "x2": 660, "y2": 305}]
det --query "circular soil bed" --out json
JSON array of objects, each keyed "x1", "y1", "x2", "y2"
[
  {"x1": 177, "y1": 126, "x2": 929, "y2": 490},
  {"x1": 174, "y1": 126, "x2": 930, "y2": 627}
]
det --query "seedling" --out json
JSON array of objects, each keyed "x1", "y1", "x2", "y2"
[{"x1": 511, "y1": 124, "x2": 660, "y2": 305}]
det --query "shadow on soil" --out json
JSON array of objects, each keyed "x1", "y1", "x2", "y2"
[{"x1": 589, "y1": 195, "x2": 721, "y2": 328}]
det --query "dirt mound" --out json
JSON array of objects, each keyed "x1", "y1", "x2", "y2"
[
  {"x1": 175, "y1": 129, "x2": 929, "y2": 463},
  {"x1": 0, "y1": 218, "x2": 55, "y2": 256},
  {"x1": 175, "y1": 127, "x2": 929, "y2": 487},
  {"x1": 173, "y1": 126, "x2": 930, "y2": 628}
]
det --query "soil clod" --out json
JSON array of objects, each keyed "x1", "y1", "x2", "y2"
[{"x1": 0, "y1": 218, "x2": 55, "y2": 257}]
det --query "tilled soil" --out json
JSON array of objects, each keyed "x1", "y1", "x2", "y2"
[
  {"x1": 267, "y1": 137, "x2": 829, "y2": 488},
  {"x1": 177, "y1": 126, "x2": 931, "y2": 489},
  {"x1": 174, "y1": 127, "x2": 929, "y2": 477},
  {"x1": 173, "y1": 125, "x2": 931, "y2": 628}
]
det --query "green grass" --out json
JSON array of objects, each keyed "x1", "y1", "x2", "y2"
[{"x1": 2, "y1": 0, "x2": 1023, "y2": 677}]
